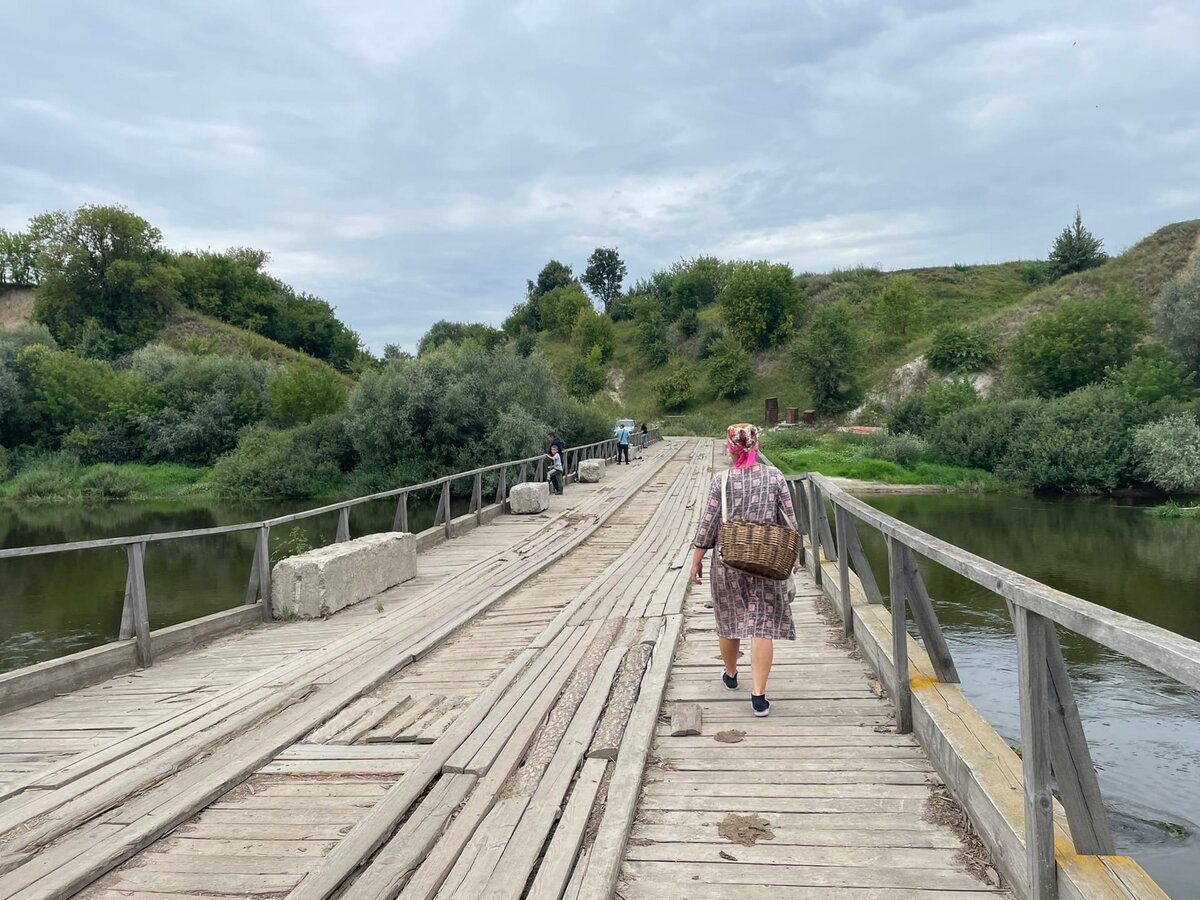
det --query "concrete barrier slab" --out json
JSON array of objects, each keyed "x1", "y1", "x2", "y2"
[
  {"x1": 509, "y1": 482, "x2": 550, "y2": 514},
  {"x1": 271, "y1": 532, "x2": 417, "y2": 619},
  {"x1": 578, "y1": 459, "x2": 605, "y2": 483}
]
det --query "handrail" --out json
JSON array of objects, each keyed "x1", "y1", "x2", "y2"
[
  {"x1": 0, "y1": 432, "x2": 659, "y2": 560},
  {"x1": 789, "y1": 469, "x2": 1198, "y2": 900},
  {"x1": 0, "y1": 428, "x2": 661, "y2": 672}
]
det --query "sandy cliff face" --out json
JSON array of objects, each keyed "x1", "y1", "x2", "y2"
[{"x1": 0, "y1": 286, "x2": 35, "y2": 330}]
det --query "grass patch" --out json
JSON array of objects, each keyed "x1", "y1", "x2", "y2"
[
  {"x1": 761, "y1": 432, "x2": 1006, "y2": 490},
  {"x1": 1146, "y1": 501, "x2": 1200, "y2": 519},
  {"x1": 0, "y1": 459, "x2": 212, "y2": 501}
]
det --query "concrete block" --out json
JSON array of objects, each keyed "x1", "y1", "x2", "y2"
[
  {"x1": 509, "y1": 482, "x2": 550, "y2": 514},
  {"x1": 578, "y1": 459, "x2": 605, "y2": 483},
  {"x1": 271, "y1": 532, "x2": 417, "y2": 620}
]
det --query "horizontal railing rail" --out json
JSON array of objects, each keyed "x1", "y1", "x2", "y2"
[
  {"x1": 785, "y1": 469, "x2": 1197, "y2": 900},
  {"x1": 1, "y1": 429, "x2": 660, "y2": 672}
]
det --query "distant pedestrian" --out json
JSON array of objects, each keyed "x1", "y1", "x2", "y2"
[
  {"x1": 689, "y1": 423, "x2": 800, "y2": 718},
  {"x1": 546, "y1": 445, "x2": 564, "y2": 495},
  {"x1": 615, "y1": 422, "x2": 631, "y2": 465},
  {"x1": 640, "y1": 423, "x2": 649, "y2": 449},
  {"x1": 547, "y1": 431, "x2": 566, "y2": 491}
]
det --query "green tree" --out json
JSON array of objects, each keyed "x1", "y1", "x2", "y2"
[
  {"x1": 527, "y1": 260, "x2": 575, "y2": 299},
  {"x1": 418, "y1": 320, "x2": 506, "y2": 355},
  {"x1": 9, "y1": 344, "x2": 121, "y2": 446},
  {"x1": 669, "y1": 257, "x2": 725, "y2": 320},
  {"x1": 1104, "y1": 345, "x2": 1197, "y2": 415},
  {"x1": 676, "y1": 308, "x2": 699, "y2": 339},
  {"x1": 566, "y1": 347, "x2": 606, "y2": 400},
  {"x1": 535, "y1": 283, "x2": 592, "y2": 336},
  {"x1": 581, "y1": 247, "x2": 627, "y2": 314},
  {"x1": 30, "y1": 205, "x2": 180, "y2": 354},
  {"x1": 705, "y1": 336, "x2": 753, "y2": 400},
  {"x1": 794, "y1": 303, "x2": 864, "y2": 413},
  {"x1": 926, "y1": 324, "x2": 997, "y2": 374},
  {"x1": 719, "y1": 261, "x2": 802, "y2": 349},
  {"x1": 888, "y1": 379, "x2": 979, "y2": 438},
  {"x1": 1011, "y1": 288, "x2": 1145, "y2": 397},
  {"x1": 0, "y1": 229, "x2": 39, "y2": 284},
  {"x1": 570, "y1": 307, "x2": 616, "y2": 361},
  {"x1": 269, "y1": 363, "x2": 348, "y2": 427},
  {"x1": 875, "y1": 275, "x2": 925, "y2": 346},
  {"x1": 1153, "y1": 265, "x2": 1200, "y2": 371},
  {"x1": 655, "y1": 365, "x2": 698, "y2": 412},
  {"x1": 1047, "y1": 208, "x2": 1107, "y2": 280},
  {"x1": 1132, "y1": 413, "x2": 1200, "y2": 492},
  {"x1": 631, "y1": 298, "x2": 671, "y2": 368}
]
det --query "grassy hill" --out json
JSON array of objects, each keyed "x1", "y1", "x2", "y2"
[{"x1": 539, "y1": 219, "x2": 1200, "y2": 429}]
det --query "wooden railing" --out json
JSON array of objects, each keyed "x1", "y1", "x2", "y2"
[
  {"x1": 0, "y1": 430, "x2": 660, "y2": 671},
  {"x1": 785, "y1": 472, "x2": 1198, "y2": 900}
]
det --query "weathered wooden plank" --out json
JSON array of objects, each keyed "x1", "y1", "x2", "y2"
[
  {"x1": 668, "y1": 702, "x2": 701, "y2": 737},
  {"x1": 524, "y1": 757, "x2": 607, "y2": 900},
  {"x1": 886, "y1": 535, "x2": 912, "y2": 734},
  {"x1": 1013, "y1": 604, "x2": 1056, "y2": 900},
  {"x1": 898, "y1": 545, "x2": 958, "y2": 684}
]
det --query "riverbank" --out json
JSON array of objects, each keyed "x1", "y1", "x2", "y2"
[
  {"x1": 0, "y1": 459, "x2": 214, "y2": 501},
  {"x1": 760, "y1": 431, "x2": 1008, "y2": 491}
]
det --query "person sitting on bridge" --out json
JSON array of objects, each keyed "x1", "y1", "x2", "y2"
[
  {"x1": 545, "y1": 445, "x2": 564, "y2": 495},
  {"x1": 546, "y1": 431, "x2": 566, "y2": 493},
  {"x1": 689, "y1": 423, "x2": 800, "y2": 718}
]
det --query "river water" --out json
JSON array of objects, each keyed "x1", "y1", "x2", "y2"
[
  {"x1": 1, "y1": 492, "x2": 1197, "y2": 893},
  {"x1": 863, "y1": 493, "x2": 1199, "y2": 897}
]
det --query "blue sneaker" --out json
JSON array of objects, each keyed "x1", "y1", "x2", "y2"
[
  {"x1": 721, "y1": 669, "x2": 738, "y2": 691},
  {"x1": 751, "y1": 694, "x2": 770, "y2": 717}
]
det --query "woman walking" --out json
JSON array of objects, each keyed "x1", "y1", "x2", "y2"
[{"x1": 690, "y1": 423, "x2": 799, "y2": 717}]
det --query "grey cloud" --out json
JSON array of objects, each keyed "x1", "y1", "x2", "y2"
[{"x1": 3, "y1": 0, "x2": 1198, "y2": 352}]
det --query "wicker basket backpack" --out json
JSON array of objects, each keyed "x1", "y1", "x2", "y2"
[{"x1": 718, "y1": 470, "x2": 800, "y2": 581}]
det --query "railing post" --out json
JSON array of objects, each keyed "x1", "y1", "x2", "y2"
[
  {"x1": 519, "y1": 462, "x2": 528, "y2": 484},
  {"x1": 393, "y1": 492, "x2": 409, "y2": 533},
  {"x1": 807, "y1": 480, "x2": 822, "y2": 585},
  {"x1": 898, "y1": 545, "x2": 958, "y2": 683},
  {"x1": 473, "y1": 472, "x2": 483, "y2": 524},
  {"x1": 244, "y1": 533, "x2": 263, "y2": 605},
  {"x1": 495, "y1": 468, "x2": 507, "y2": 506},
  {"x1": 885, "y1": 535, "x2": 912, "y2": 733},
  {"x1": 123, "y1": 542, "x2": 152, "y2": 668},
  {"x1": 336, "y1": 507, "x2": 350, "y2": 543},
  {"x1": 536, "y1": 458, "x2": 545, "y2": 482},
  {"x1": 833, "y1": 505, "x2": 853, "y2": 637},
  {"x1": 437, "y1": 480, "x2": 451, "y2": 538},
  {"x1": 257, "y1": 525, "x2": 272, "y2": 621},
  {"x1": 1013, "y1": 604, "x2": 1057, "y2": 900}
]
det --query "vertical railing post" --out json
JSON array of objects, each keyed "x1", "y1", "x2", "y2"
[
  {"x1": 519, "y1": 462, "x2": 528, "y2": 484},
  {"x1": 898, "y1": 545, "x2": 958, "y2": 683},
  {"x1": 123, "y1": 542, "x2": 152, "y2": 667},
  {"x1": 1013, "y1": 604, "x2": 1057, "y2": 900},
  {"x1": 393, "y1": 492, "x2": 409, "y2": 533},
  {"x1": 440, "y1": 480, "x2": 452, "y2": 538},
  {"x1": 473, "y1": 472, "x2": 483, "y2": 524},
  {"x1": 885, "y1": 535, "x2": 912, "y2": 733},
  {"x1": 495, "y1": 468, "x2": 508, "y2": 507},
  {"x1": 257, "y1": 525, "x2": 272, "y2": 621},
  {"x1": 833, "y1": 505, "x2": 853, "y2": 637},
  {"x1": 336, "y1": 507, "x2": 350, "y2": 543},
  {"x1": 244, "y1": 531, "x2": 263, "y2": 606},
  {"x1": 536, "y1": 457, "x2": 545, "y2": 482},
  {"x1": 807, "y1": 480, "x2": 822, "y2": 585}
]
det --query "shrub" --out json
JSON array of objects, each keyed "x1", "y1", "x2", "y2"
[
  {"x1": 668, "y1": 257, "x2": 725, "y2": 320},
  {"x1": 697, "y1": 328, "x2": 726, "y2": 360},
  {"x1": 268, "y1": 363, "x2": 347, "y2": 427},
  {"x1": 762, "y1": 427, "x2": 820, "y2": 450},
  {"x1": 0, "y1": 324, "x2": 57, "y2": 366},
  {"x1": 794, "y1": 302, "x2": 863, "y2": 413},
  {"x1": 719, "y1": 261, "x2": 802, "y2": 349},
  {"x1": 676, "y1": 308, "x2": 699, "y2": 339},
  {"x1": 929, "y1": 399, "x2": 1043, "y2": 471},
  {"x1": 1018, "y1": 260, "x2": 1049, "y2": 286},
  {"x1": 1154, "y1": 265, "x2": 1200, "y2": 372},
  {"x1": 9, "y1": 344, "x2": 122, "y2": 446},
  {"x1": 861, "y1": 433, "x2": 930, "y2": 466},
  {"x1": 211, "y1": 426, "x2": 343, "y2": 498},
  {"x1": 705, "y1": 337, "x2": 753, "y2": 400},
  {"x1": 140, "y1": 392, "x2": 237, "y2": 464},
  {"x1": 631, "y1": 300, "x2": 671, "y2": 368},
  {"x1": 887, "y1": 378, "x2": 979, "y2": 438},
  {"x1": 1132, "y1": 414, "x2": 1200, "y2": 492},
  {"x1": 8, "y1": 453, "x2": 83, "y2": 499},
  {"x1": 570, "y1": 307, "x2": 616, "y2": 361},
  {"x1": 1047, "y1": 208, "x2": 1107, "y2": 280},
  {"x1": 655, "y1": 366, "x2": 698, "y2": 412},
  {"x1": 566, "y1": 350, "x2": 606, "y2": 400},
  {"x1": 998, "y1": 385, "x2": 1139, "y2": 492},
  {"x1": 1010, "y1": 288, "x2": 1144, "y2": 396},
  {"x1": 0, "y1": 444, "x2": 8, "y2": 482},
  {"x1": 874, "y1": 275, "x2": 925, "y2": 346},
  {"x1": 926, "y1": 324, "x2": 997, "y2": 374},
  {"x1": 1105, "y1": 344, "x2": 1197, "y2": 414},
  {"x1": 79, "y1": 464, "x2": 142, "y2": 498}
]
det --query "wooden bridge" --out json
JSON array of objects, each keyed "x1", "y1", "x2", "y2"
[{"x1": 0, "y1": 437, "x2": 1195, "y2": 899}]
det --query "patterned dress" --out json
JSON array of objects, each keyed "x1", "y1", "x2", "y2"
[{"x1": 693, "y1": 464, "x2": 799, "y2": 641}]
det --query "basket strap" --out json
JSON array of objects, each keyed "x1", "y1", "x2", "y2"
[{"x1": 720, "y1": 469, "x2": 730, "y2": 523}]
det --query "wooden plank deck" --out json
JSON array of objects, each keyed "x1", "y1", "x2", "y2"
[
  {"x1": 615, "y1": 560, "x2": 1006, "y2": 899},
  {"x1": 0, "y1": 438, "x2": 1005, "y2": 899}
]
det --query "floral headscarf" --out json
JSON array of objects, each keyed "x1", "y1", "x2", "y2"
[{"x1": 726, "y1": 422, "x2": 759, "y2": 469}]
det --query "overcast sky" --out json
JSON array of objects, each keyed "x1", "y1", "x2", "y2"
[{"x1": 3, "y1": 1, "x2": 1198, "y2": 352}]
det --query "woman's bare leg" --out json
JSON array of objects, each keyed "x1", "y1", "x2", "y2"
[
  {"x1": 719, "y1": 637, "x2": 741, "y2": 676},
  {"x1": 751, "y1": 637, "x2": 774, "y2": 695}
]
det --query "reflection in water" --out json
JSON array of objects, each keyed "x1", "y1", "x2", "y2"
[
  {"x1": 863, "y1": 493, "x2": 1200, "y2": 898},
  {"x1": 0, "y1": 493, "x2": 465, "y2": 671}
]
